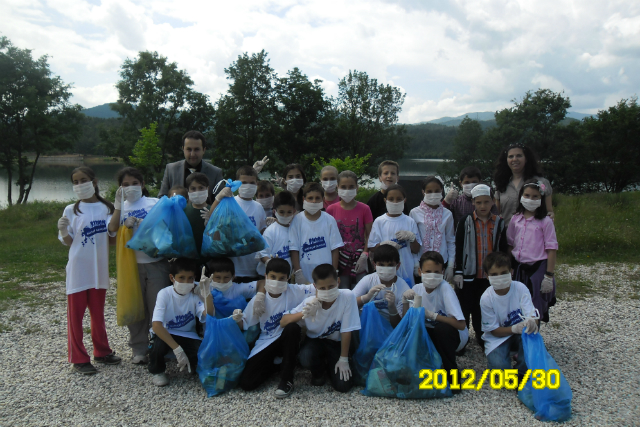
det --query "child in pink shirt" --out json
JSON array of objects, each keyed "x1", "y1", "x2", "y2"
[
  {"x1": 507, "y1": 179, "x2": 558, "y2": 322},
  {"x1": 326, "y1": 170, "x2": 373, "y2": 290}
]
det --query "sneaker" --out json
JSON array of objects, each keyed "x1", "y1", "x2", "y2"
[
  {"x1": 274, "y1": 381, "x2": 294, "y2": 398},
  {"x1": 310, "y1": 374, "x2": 326, "y2": 386},
  {"x1": 152, "y1": 373, "x2": 169, "y2": 387},
  {"x1": 132, "y1": 354, "x2": 149, "y2": 364},
  {"x1": 73, "y1": 363, "x2": 97, "y2": 375},
  {"x1": 94, "y1": 352, "x2": 122, "y2": 365}
]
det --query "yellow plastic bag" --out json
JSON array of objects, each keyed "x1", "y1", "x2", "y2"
[{"x1": 116, "y1": 225, "x2": 144, "y2": 326}]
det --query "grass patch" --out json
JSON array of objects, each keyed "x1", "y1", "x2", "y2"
[
  {"x1": 555, "y1": 278, "x2": 592, "y2": 296},
  {"x1": 0, "y1": 323, "x2": 12, "y2": 333},
  {"x1": 24, "y1": 324, "x2": 42, "y2": 334}
]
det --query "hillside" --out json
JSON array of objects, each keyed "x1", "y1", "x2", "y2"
[
  {"x1": 82, "y1": 103, "x2": 119, "y2": 119},
  {"x1": 422, "y1": 111, "x2": 592, "y2": 127}
]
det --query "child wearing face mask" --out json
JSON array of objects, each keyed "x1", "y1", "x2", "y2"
[
  {"x1": 256, "y1": 180, "x2": 275, "y2": 219},
  {"x1": 289, "y1": 183, "x2": 344, "y2": 284},
  {"x1": 58, "y1": 166, "x2": 121, "y2": 375},
  {"x1": 237, "y1": 259, "x2": 316, "y2": 398},
  {"x1": 507, "y1": 179, "x2": 558, "y2": 323},
  {"x1": 326, "y1": 170, "x2": 373, "y2": 289},
  {"x1": 107, "y1": 167, "x2": 171, "y2": 365},
  {"x1": 367, "y1": 184, "x2": 421, "y2": 287},
  {"x1": 229, "y1": 165, "x2": 267, "y2": 283},
  {"x1": 320, "y1": 165, "x2": 340, "y2": 210},
  {"x1": 281, "y1": 264, "x2": 361, "y2": 392},
  {"x1": 366, "y1": 160, "x2": 409, "y2": 220},
  {"x1": 409, "y1": 176, "x2": 456, "y2": 283},
  {"x1": 442, "y1": 166, "x2": 498, "y2": 230},
  {"x1": 258, "y1": 191, "x2": 296, "y2": 277},
  {"x1": 203, "y1": 257, "x2": 259, "y2": 312},
  {"x1": 148, "y1": 258, "x2": 214, "y2": 387},
  {"x1": 183, "y1": 173, "x2": 211, "y2": 268},
  {"x1": 402, "y1": 251, "x2": 468, "y2": 392},
  {"x1": 281, "y1": 163, "x2": 306, "y2": 211}
]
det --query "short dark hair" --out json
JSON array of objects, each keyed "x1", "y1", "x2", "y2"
[
  {"x1": 374, "y1": 244, "x2": 400, "y2": 264},
  {"x1": 419, "y1": 251, "x2": 444, "y2": 268},
  {"x1": 273, "y1": 190, "x2": 296, "y2": 210},
  {"x1": 116, "y1": 167, "x2": 150, "y2": 197},
  {"x1": 302, "y1": 182, "x2": 324, "y2": 198},
  {"x1": 482, "y1": 252, "x2": 511, "y2": 275},
  {"x1": 257, "y1": 180, "x2": 275, "y2": 195},
  {"x1": 170, "y1": 258, "x2": 199, "y2": 276},
  {"x1": 182, "y1": 130, "x2": 206, "y2": 149},
  {"x1": 377, "y1": 160, "x2": 399, "y2": 177},
  {"x1": 266, "y1": 258, "x2": 291, "y2": 277},
  {"x1": 186, "y1": 172, "x2": 210, "y2": 189},
  {"x1": 169, "y1": 185, "x2": 189, "y2": 199},
  {"x1": 515, "y1": 178, "x2": 548, "y2": 220},
  {"x1": 312, "y1": 264, "x2": 338, "y2": 282},
  {"x1": 207, "y1": 257, "x2": 235, "y2": 276},
  {"x1": 236, "y1": 165, "x2": 258, "y2": 180},
  {"x1": 420, "y1": 175, "x2": 444, "y2": 192},
  {"x1": 384, "y1": 183, "x2": 406, "y2": 199},
  {"x1": 459, "y1": 166, "x2": 482, "y2": 183}
]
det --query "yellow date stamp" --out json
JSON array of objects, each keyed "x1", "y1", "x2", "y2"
[{"x1": 419, "y1": 369, "x2": 562, "y2": 391}]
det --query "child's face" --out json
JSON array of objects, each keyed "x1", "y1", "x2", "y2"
[
  {"x1": 321, "y1": 169, "x2": 338, "y2": 183},
  {"x1": 239, "y1": 175, "x2": 258, "y2": 185},
  {"x1": 384, "y1": 189, "x2": 405, "y2": 203},
  {"x1": 338, "y1": 177, "x2": 357, "y2": 190},
  {"x1": 170, "y1": 270, "x2": 196, "y2": 284},
  {"x1": 211, "y1": 270, "x2": 233, "y2": 283},
  {"x1": 375, "y1": 260, "x2": 399, "y2": 270},
  {"x1": 72, "y1": 171, "x2": 95, "y2": 186},
  {"x1": 379, "y1": 165, "x2": 398, "y2": 187},
  {"x1": 422, "y1": 181, "x2": 443, "y2": 195},
  {"x1": 257, "y1": 190, "x2": 273, "y2": 200},
  {"x1": 473, "y1": 195, "x2": 494, "y2": 216},
  {"x1": 314, "y1": 277, "x2": 338, "y2": 291},
  {"x1": 121, "y1": 174, "x2": 143, "y2": 188},
  {"x1": 189, "y1": 182, "x2": 207, "y2": 193},
  {"x1": 522, "y1": 187, "x2": 541, "y2": 201},
  {"x1": 304, "y1": 191, "x2": 323, "y2": 204},
  {"x1": 275, "y1": 204, "x2": 295, "y2": 217},
  {"x1": 266, "y1": 271, "x2": 289, "y2": 282},
  {"x1": 461, "y1": 176, "x2": 480, "y2": 185},
  {"x1": 419, "y1": 260, "x2": 444, "y2": 275},
  {"x1": 487, "y1": 264, "x2": 511, "y2": 277},
  {"x1": 286, "y1": 168, "x2": 303, "y2": 180}
]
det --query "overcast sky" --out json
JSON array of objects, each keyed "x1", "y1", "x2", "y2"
[{"x1": 2, "y1": 0, "x2": 638, "y2": 123}]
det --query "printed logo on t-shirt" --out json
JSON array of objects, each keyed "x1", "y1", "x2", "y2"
[
  {"x1": 248, "y1": 216, "x2": 256, "y2": 227},
  {"x1": 391, "y1": 237, "x2": 408, "y2": 249},
  {"x1": 337, "y1": 218, "x2": 363, "y2": 248},
  {"x1": 275, "y1": 246, "x2": 290, "y2": 260},
  {"x1": 125, "y1": 209, "x2": 148, "y2": 221},
  {"x1": 374, "y1": 299, "x2": 389, "y2": 310},
  {"x1": 319, "y1": 320, "x2": 341, "y2": 338},
  {"x1": 301, "y1": 236, "x2": 327, "y2": 258},
  {"x1": 166, "y1": 311, "x2": 195, "y2": 329},
  {"x1": 263, "y1": 311, "x2": 285, "y2": 334},
  {"x1": 81, "y1": 220, "x2": 108, "y2": 246},
  {"x1": 426, "y1": 310, "x2": 447, "y2": 325},
  {"x1": 502, "y1": 309, "x2": 523, "y2": 327}
]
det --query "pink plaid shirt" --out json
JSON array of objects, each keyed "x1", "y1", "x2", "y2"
[{"x1": 507, "y1": 213, "x2": 558, "y2": 264}]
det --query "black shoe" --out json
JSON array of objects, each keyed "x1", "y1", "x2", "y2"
[
  {"x1": 311, "y1": 374, "x2": 326, "y2": 386},
  {"x1": 73, "y1": 363, "x2": 97, "y2": 375},
  {"x1": 94, "y1": 352, "x2": 122, "y2": 365},
  {"x1": 274, "y1": 381, "x2": 294, "y2": 398}
]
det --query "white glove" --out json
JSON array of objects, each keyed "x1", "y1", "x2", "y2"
[
  {"x1": 541, "y1": 275, "x2": 554, "y2": 293},
  {"x1": 215, "y1": 187, "x2": 233, "y2": 201},
  {"x1": 124, "y1": 216, "x2": 140, "y2": 229},
  {"x1": 523, "y1": 318, "x2": 539, "y2": 334},
  {"x1": 362, "y1": 284, "x2": 386, "y2": 303},
  {"x1": 57, "y1": 217, "x2": 70, "y2": 237},
  {"x1": 402, "y1": 289, "x2": 415, "y2": 304},
  {"x1": 194, "y1": 267, "x2": 211, "y2": 303},
  {"x1": 266, "y1": 217, "x2": 276, "y2": 226},
  {"x1": 385, "y1": 292, "x2": 398, "y2": 316},
  {"x1": 173, "y1": 346, "x2": 191, "y2": 373},
  {"x1": 354, "y1": 252, "x2": 368, "y2": 274},
  {"x1": 395, "y1": 230, "x2": 416, "y2": 242},
  {"x1": 424, "y1": 308, "x2": 438, "y2": 322},
  {"x1": 231, "y1": 309, "x2": 243, "y2": 323},
  {"x1": 380, "y1": 240, "x2": 401, "y2": 250},
  {"x1": 294, "y1": 269, "x2": 309, "y2": 284},
  {"x1": 453, "y1": 275, "x2": 464, "y2": 289},
  {"x1": 252, "y1": 156, "x2": 269, "y2": 173},
  {"x1": 302, "y1": 298, "x2": 321, "y2": 321},
  {"x1": 114, "y1": 187, "x2": 123, "y2": 210},
  {"x1": 444, "y1": 264, "x2": 455, "y2": 282},
  {"x1": 444, "y1": 188, "x2": 459, "y2": 204},
  {"x1": 334, "y1": 356, "x2": 351, "y2": 382},
  {"x1": 253, "y1": 293, "x2": 266, "y2": 317},
  {"x1": 200, "y1": 206, "x2": 210, "y2": 220},
  {"x1": 272, "y1": 172, "x2": 285, "y2": 188}
]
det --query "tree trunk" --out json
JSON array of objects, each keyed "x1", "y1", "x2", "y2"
[
  {"x1": 5, "y1": 168, "x2": 12, "y2": 206},
  {"x1": 22, "y1": 151, "x2": 40, "y2": 204}
]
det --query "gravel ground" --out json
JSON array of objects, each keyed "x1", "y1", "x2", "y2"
[{"x1": 1, "y1": 263, "x2": 639, "y2": 426}]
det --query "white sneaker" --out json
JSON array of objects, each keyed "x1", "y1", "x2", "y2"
[
  {"x1": 132, "y1": 354, "x2": 149, "y2": 364},
  {"x1": 152, "y1": 373, "x2": 169, "y2": 387}
]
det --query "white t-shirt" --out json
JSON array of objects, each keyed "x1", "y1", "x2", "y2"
[
  {"x1": 242, "y1": 284, "x2": 316, "y2": 358},
  {"x1": 480, "y1": 281, "x2": 536, "y2": 355},
  {"x1": 413, "y1": 282, "x2": 469, "y2": 352},
  {"x1": 289, "y1": 289, "x2": 361, "y2": 341},
  {"x1": 352, "y1": 273, "x2": 410, "y2": 321},
  {"x1": 121, "y1": 196, "x2": 160, "y2": 264},
  {"x1": 257, "y1": 222, "x2": 292, "y2": 276},
  {"x1": 152, "y1": 286, "x2": 206, "y2": 340},
  {"x1": 217, "y1": 281, "x2": 257, "y2": 300},
  {"x1": 288, "y1": 212, "x2": 344, "y2": 283},
  {"x1": 230, "y1": 196, "x2": 267, "y2": 277},
  {"x1": 368, "y1": 214, "x2": 421, "y2": 287},
  {"x1": 59, "y1": 202, "x2": 114, "y2": 295},
  {"x1": 409, "y1": 206, "x2": 456, "y2": 264}
]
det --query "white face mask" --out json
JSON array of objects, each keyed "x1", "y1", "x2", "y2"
[
  {"x1": 212, "y1": 280, "x2": 233, "y2": 292},
  {"x1": 520, "y1": 197, "x2": 542, "y2": 212},
  {"x1": 265, "y1": 279, "x2": 288, "y2": 295},
  {"x1": 379, "y1": 177, "x2": 396, "y2": 190},
  {"x1": 238, "y1": 184, "x2": 257, "y2": 199},
  {"x1": 189, "y1": 190, "x2": 208, "y2": 205},
  {"x1": 488, "y1": 273, "x2": 512, "y2": 290},
  {"x1": 322, "y1": 180, "x2": 337, "y2": 193},
  {"x1": 338, "y1": 189, "x2": 357, "y2": 203},
  {"x1": 462, "y1": 183, "x2": 477, "y2": 197},
  {"x1": 421, "y1": 273, "x2": 443, "y2": 289},
  {"x1": 124, "y1": 185, "x2": 142, "y2": 203},
  {"x1": 286, "y1": 179, "x2": 304, "y2": 193},
  {"x1": 173, "y1": 281, "x2": 194, "y2": 295},
  {"x1": 73, "y1": 181, "x2": 95, "y2": 200},
  {"x1": 257, "y1": 196, "x2": 274, "y2": 209},
  {"x1": 303, "y1": 201, "x2": 323, "y2": 215},
  {"x1": 376, "y1": 265, "x2": 397, "y2": 282},
  {"x1": 275, "y1": 212, "x2": 294, "y2": 225},
  {"x1": 316, "y1": 286, "x2": 340, "y2": 302},
  {"x1": 423, "y1": 193, "x2": 443, "y2": 206},
  {"x1": 386, "y1": 201, "x2": 404, "y2": 215}
]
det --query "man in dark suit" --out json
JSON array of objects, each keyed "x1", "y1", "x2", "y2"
[{"x1": 159, "y1": 131, "x2": 224, "y2": 198}]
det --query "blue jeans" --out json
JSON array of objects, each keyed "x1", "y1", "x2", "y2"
[{"x1": 486, "y1": 335, "x2": 527, "y2": 376}]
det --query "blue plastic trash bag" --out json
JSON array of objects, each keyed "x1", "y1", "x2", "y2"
[
  {"x1": 197, "y1": 315, "x2": 250, "y2": 397},
  {"x1": 126, "y1": 195, "x2": 198, "y2": 258},
  {"x1": 212, "y1": 289, "x2": 260, "y2": 345},
  {"x1": 201, "y1": 179, "x2": 267, "y2": 257},
  {"x1": 363, "y1": 305, "x2": 451, "y2": 399},
  {"x1": 518, "y1": 331, "x2": 572, "y2": 422},
  {"x1": 353, "y1": 300, "x2": 393, "y2": 386}
]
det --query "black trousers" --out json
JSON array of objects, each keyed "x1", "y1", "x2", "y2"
[
  {"x1": 298, "y1": 337, "x2": 353, "y2": 393},
  {"x1": 427, "y1": 322, "x2": 461, "y2": 374},
  {"x1": 456, "y1": 278, "x2": 490, "y2": 343},
  {"x1": 148, "y1": 334, "x2": 201, "y2": 375},
  {"x1": 238, "y1": 323, "x2": 302, "y2": 390}
]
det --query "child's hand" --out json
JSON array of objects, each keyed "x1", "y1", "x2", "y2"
[
  {"x1": 402, "y1": 289, "x2": 415, "y2": 304},
  {"x1": 114, "y1": 187, "x2": 123, "y2": 210},
  {"x1": 124, "y1": 216, "x2": 140, "y2": 229},
  {"x1": 334, "y1": 357, "x2": 351, "y2": 382},
  {"x1": 395, "y1": 230, "x2": 416, "y2": 242},
  {"x1": 363, "y1": 284, "x2": 386, "y2": 303},
  {"x1": 444, "y1": 264, "x2": 455, "y2": 282},
  {"x1": 252, "y1": 156, "x2": 269, "y2": 173},
  {"x1": 215, "y1": 187, "x2": 233, "y2": 201},
  {"x1": 444, "y1": 187, "x2": 459, "y2": 204},
  {"x1": 253, "y1": 293, "x2": 266, "y2": 317},
  {"x1": 231, "y1": 309, "x2": 243, "y2": 322},
  {"x1": 173, "y1": 346, "x2": 191, "y2": 373},
  {"x1": 200, "y1": 206, "x2": 210, "y2": 220},
  {"x1": 541, "y1": 275, "x2": 554, "y2": 293},
  {"x1": 424, "y1": 307, "x2": 438, "y2": 321},
  {"x1": 384, "y1": 292, "x2": 398, "y2": 316},
  {"x1": 302, "y1": 298, "x2": 321, "y2": 321},
  {"x1": 453, "y1": 275, "x2": 464, "y2": 289},
  {"x1": 294, "y1": 269, "x2": 309, "y2": 285},
  {"x1": 57, "y1": 217, "x2": 70, "y2": 237},
  {"x1": 355, "y1": 252, "x2": 369, "y2": 274}
]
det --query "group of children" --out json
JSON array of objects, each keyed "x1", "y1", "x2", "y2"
[{"x1": 57, "y1": 153, "x2": 558, "y2": 399}]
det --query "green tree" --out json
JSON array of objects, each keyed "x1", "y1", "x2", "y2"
[
  {"x1": 0, "y1": 36, "x2": 83, "y2": 205},
  {"x1": 311, "y1": 154, "x2": 373, "y2": 185},
  {"x1": 438, "y1": 117, "x2": 485, "y2": 181},
  {"x1": 129, "y1": 122, "x2": 162, "y2": 185}
]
